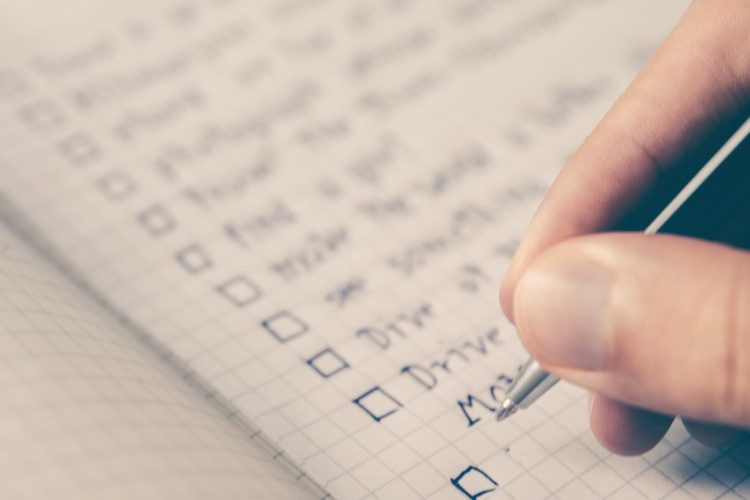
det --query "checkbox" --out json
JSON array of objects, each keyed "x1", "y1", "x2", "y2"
[
  {"x1": 353, "y1": 386, "x2": 401, "y2": 422},
  {"x1": 217, "y1": 276, "x2": 262, "y2": 308},
  {"x1": 96, "y1": 171, "x2": 136, "y2": 200},
  {"x1": 450, "y1": 465, "x2": 498, "y2": 499},
  {"x1": 261, "y1": 310, "x2": 308, "y2": 343},
  {"x1": 175, "y1": 244, "x2": 213, "y2": 274},
  {"x1": 306, "y1": 348, "x2": 349, "y2": 378},
  {"x1": 137, "y1": 205, "x2": 176, "y2": 237},
  {"x1": 0, "y1": 70, "x2": 27, "y2": 98},
  {"x1": 17, "y1": 100, "x2": 64, "y2": 131},
  {"x1": 58, "y1": 134, "x2": 100, "y2": 166}
]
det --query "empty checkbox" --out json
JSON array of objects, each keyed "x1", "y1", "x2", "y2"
[
  {"x1": 18, "y1": 100, "x2": 64, "y2": 131},
  {"x1": 137, "y1": 205, "x2": 176, "y2": 237},
  {"x1": 96, "y1": 171, "x2": 136, "y2": 200},
  {"x1": 451, "y1": 465, "x2": 498, "y2": 499},
  {"x1": 175, "y1": 244, "x2": 213, "y2": 274},
  {"x1": 306, "y1": 347, "x2": 349, "y2": 378},
  {"x1": 217, "y1": 276, "x2": 262, "y2": 307},
  {"x1": 58, "y1": 134, "x2": 100, "y2": 166},
  {"x1": 261, "y1": 310, "x2": 308, "y2": 343},
  {"x1": 353, "y1": 386, "x2": 401, "y2": 422}
]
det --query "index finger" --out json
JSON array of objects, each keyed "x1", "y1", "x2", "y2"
[{"x1": 501, "y1": 0, "x2": 750, "y2": 320}]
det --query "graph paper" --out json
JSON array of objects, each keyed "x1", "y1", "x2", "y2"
[
  {"x1": 0, "y1": 0, "x2": 748, "y2": 498},
  {"x1": 0, "y1": 222, "x2": 318, "y2": 499}
]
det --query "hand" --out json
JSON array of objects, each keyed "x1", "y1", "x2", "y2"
[{"x1": 501, "y1": 0, "x2": 750, "y2": 455}]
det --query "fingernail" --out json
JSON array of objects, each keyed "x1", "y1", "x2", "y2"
[{"x1": 514, "y1": 249, "x2": 612, "y2": 370}]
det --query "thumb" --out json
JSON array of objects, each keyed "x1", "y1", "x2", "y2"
[{"x1": 513, "y1": 233, "x2": 750, "y2": 427}]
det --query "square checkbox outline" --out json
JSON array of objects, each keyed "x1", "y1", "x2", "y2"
[
  {"x1": 137, "y1": 205, "x2": 176, "y2": 237},
  {"x1": 175, "y1": 244, "x2": 213, "y2": 274},
  {"x1": 18, "y1": 99, "x2": 65, "y2": 131},
  {"x1": 216, "y1": 275, "x2": 262, "y2": 308},
  {"x1": 353, "y1": 386, "x2": 402, "y2": 423},
  {"x1": 306, "y1": 347, "x2": 349, "y2": 378},
  {"x1": 451, "y1": 465, "x2": 498, "y2": 499},
  {"x1": 96, "y1": 171, "x2": 137, "y2": 200},
  {"x1": 57, "y1": 133, "x2": 100, "y2": 166},
  {"x1": 261, "y1": 310, "x2": 309, "y2": 343}
]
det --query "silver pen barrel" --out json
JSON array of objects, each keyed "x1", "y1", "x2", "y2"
[
  {"x1": 497, "y1": 359, "x2": 559, "y2": 420},
  {"x1": 497, "y1": 116, "x2": 750, "y2": 421}
]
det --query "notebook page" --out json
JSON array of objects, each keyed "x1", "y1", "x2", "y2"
[
  {"x1": 2, "y1": 0, "x2": 749, "y2": 498},
  {"x1": 0, "y1": 221, "x2": 318, "y2": 498}
]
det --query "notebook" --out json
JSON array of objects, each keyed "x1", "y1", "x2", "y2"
[{"x1": 0, "y1": 0, "x2": 748, "y2": 498}]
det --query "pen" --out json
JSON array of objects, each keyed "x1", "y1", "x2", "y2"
[{"x1": 498, "y1": 114, "x2": 750, "y2": 420}]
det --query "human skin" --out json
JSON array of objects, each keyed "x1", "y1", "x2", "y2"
[{"x1": 500, "y1": 0, "x2": 750, "y2": 455}]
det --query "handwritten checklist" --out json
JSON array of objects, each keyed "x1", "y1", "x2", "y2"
[{"x1": 0, "y1": 1, "x2": 745, "y2": 499}]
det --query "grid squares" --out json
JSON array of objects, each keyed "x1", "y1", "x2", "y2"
[
  {"x1": 734, "y1": 476, "x2": 750, "y2": 497},
  {"x1": 608, "y1": 484, "x2": 649, "y2": 500},
  {"x1": 581, "y1": 460, "x2": 627, "y2": 497},
  {"x1": 454, "y1": 430, "x2": 498, "y2": 464},
  {"x1": 353, "y1": 421, "x2": 398, "y2": 455},
  {"x1": 378, "y1": 441, "x2": 422, "y2": 474},
  {"x1": 374, "y1": 478, "x2": 420, "y2": 500},
  {"x1": 327, "y1": 438, "x2": 370, "y2": 470},
  {"x1": 706, "y1": 455, "x2": 749, "y2": 487},
  {"x1": 0, "y1": 226, "x2": 318, "y2": 499},
  {"x1": 554, "y1": 478, "x2": 599, "y2": 499},
  {"x1": 401, "y1": 462, "x2": 444, "y2": 498},
  {"x1": 529, "y1": 456, "x2": 575, "y2": 492},
  {"x1": 480, "y1": 452, "x2": 524, "y2": 488},
  {"x1": 328, "y1": 473, "x2": 369, "y2": 499},
  {"x1": 507, "y1": 435, "x2": 549, "y2": 469},
  {"x1": 605, "y1": 453, "x2": 651, "y2": 481},
  {"x1": 630, "y1": 467, "x2": 677, "y2": 499},
  {"x1": 655, "y1": 450, "x2": 700, "y2": 485},
  {"x1": 0, "y1": 2, "x2": 743, "y2": 500},
  {"x1": 503, "y1": 471, "x2": 549, "y2": 500},
  {"x1": 350, "y1": 457, "x2": 392, "y2": 492},
  {"x1": 680, "y1": 471, "x2": 729, "y2": 498}
]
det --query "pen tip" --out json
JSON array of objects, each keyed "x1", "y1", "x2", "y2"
[{"x1": 496, "y1": 398, "x2": 518, "y2": 421}]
